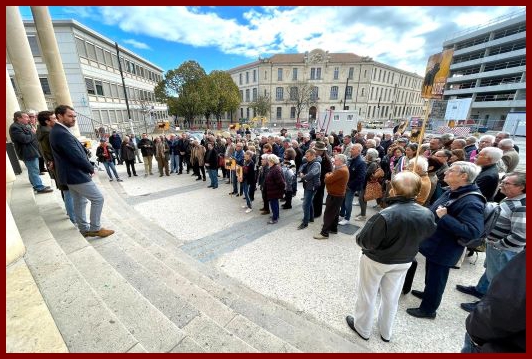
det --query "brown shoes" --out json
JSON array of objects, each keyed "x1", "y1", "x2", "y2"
[{"x1": 86, "y1": 228, "x2": 115, "y2": 238}]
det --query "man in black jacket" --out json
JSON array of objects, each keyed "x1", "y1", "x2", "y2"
[
  {"x1": 475, "y1": 147, "x2": 503, "y2": 201},
  {"x1": 9, "y1": 111, "x2": 53, "y2": 193},
  {"x1": 138, "y1": 133, "x2": 155, "y2": 176},
  {"x1": 346, "y1": 171, "x2": 436, "y2": 342},
  {"x1": 462, "y1": 249, "x2": 525, "y2": 353},
  {"x1": 50, "y1": 105, "x2": 114, "y2": 238}
]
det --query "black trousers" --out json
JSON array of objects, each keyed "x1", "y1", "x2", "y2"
[
  {"x1": 124, "y1": 159, "x2": 137, "y2": 176},
  {"x1": 419, "y1": 259, "x2": 450, "y2": 314},
  {"x1": 321, "y1": 194, "x2": 344, "y2": 235},
  {"x1": 313, "y1": 184, "x2": 326, "y2": 217}
]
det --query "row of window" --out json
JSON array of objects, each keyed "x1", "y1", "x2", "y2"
[
  {"x1": 238, "y1": 66, "x2": 360, "y2": 85},
  {"x1": 10, "y1": 76, "x2": 51, "y2": 95},
  {"x1": 454, "y1": 23, "x2": 525, "y2": 51},
  {"x1": 238, "y1": 103, "x2": 422, "y2": 121},
  {"x1": 91, "y1": 108, "x2": 167, "y2": 125},
  {"x1": 454, "y1": 40, "x2": 526, "y2": 64},
  {"x1": 75, "y1": 36, "x2": 162, "y2": 83},
  {"x1": 85, "y1": 77, "x2": 156, "y2": 102}
]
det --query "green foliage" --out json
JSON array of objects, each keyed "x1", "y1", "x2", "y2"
[{"x1": 249, "y1": 94, "x2": 271, "y2": 118}]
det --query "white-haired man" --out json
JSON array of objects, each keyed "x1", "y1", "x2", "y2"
[{"x1": 475, "y1": 147, "x2": 503, "y2": 201}]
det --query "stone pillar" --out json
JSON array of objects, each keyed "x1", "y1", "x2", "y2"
[
  {"x1": 6, "y1": 6, "x2": 47, "y2": 113},
  {"x1": 6, "y1": 201, "x2": 25, "y2": 266},
  {"x1": 6, "y1": 68, "x2": 20, "y2": 142},
  {"x1": 31, "y1": 6, "x2": 80, "y2": 137}
]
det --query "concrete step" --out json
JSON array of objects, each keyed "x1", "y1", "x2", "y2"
[
  {"x1": 90, "y1": 219, "x2": 301, "y2": 353},
  {"x1": 96, "y1": 173, "x2": 366, "y2": 352},
  {"x1": 6, "y1": 258, "x2": 68, "y2": 353},
  {"x1": 9, "y1": 179, "x2": 141, "y2": 353}
]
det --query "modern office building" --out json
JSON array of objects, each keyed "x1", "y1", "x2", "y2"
[
  {"x1": 227, "y1": 48, "x2": 425, "y2": 128},
  {"x1": 442, "y1": 9, "x2": 526, "y2": 130},
  {"x1": 7, "y1": 18, "x2": 168, "y2": 137}
]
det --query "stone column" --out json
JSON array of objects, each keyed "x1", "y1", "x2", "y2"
[
  {"x1": 31, "y1": 6, "x2": 80, "y2": 137},
  {"x1": 6, "y1": 68, "x2": 20, "y2": 142},
  {"x1": 6, "y1": 201, "x2": 25, "y2": 266},
  {"x1": 6, "y1": 6, "x2": 47, "y2": 113}
]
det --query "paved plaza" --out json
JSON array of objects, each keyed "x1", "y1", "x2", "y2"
[{"x1": 81, "y1": 132, "x2": 523, "y2": 353}]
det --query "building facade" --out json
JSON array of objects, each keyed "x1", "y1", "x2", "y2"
[
  {"x1": 228, "y1": 48, "x2": 425, "y2": 128},
  {"x1": 442, "y1": 9, "x2": 526, "y2": 130},
  {"x1": 7, "y1": 19, "x2": 168, "y2": 137}
]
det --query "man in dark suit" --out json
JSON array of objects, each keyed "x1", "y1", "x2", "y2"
[{"x1": 49, "y1": 105, "x2": 114, "y2": 238}]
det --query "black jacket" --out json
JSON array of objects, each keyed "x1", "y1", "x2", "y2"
[
  {"x1": 356, "y1": 197, "x2": 436, "y2": 264},
  {"x1": 466, "y1": 249, "x2": 525, "y2": 352},
  {"x1": 9, "y1": 122, "x2": 41, "y2": 160},
  {"x1": 475, "y1": 163, "x2": 499, "y2": 201},
  {"x1": 138, "y1": 138, "x2": 154, "y2": 157},
  {"x1": 347, "y1": 154, "x2": 367, "y2": 191}
]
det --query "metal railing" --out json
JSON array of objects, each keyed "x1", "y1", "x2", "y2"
[{"x1": 445, "y1": 8, "x2": 526, "y2": 41}]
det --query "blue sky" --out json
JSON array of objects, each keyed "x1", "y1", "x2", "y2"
[{"x1": 19, "y1": 6, "x2": 525, "y2": 76}]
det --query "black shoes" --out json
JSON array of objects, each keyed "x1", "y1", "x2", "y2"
[
  {"x1": 345, "y1": 315, "x2": 369, "y2": 341},
  {"x1": 460, "y1": 301, "x2": 480, "y2": 313},
  {"x1": 36, "y1": 186, "x2": 53, "y2": 194},
  {"x1": 411, "y1": 290, "x2": 424, "y2": 300},
  {"x1": 297, "y1": 223, "x2": 308, "y2": 230},
  {"x1": 381, "y1": 335, "x2": 390, "y2": 343},
  {"x1": 406, "y1": 308, "x2": 436, "y2": 319},
  {"x1": 456, "y1": 285, "x2": 484, "y2": 299}
]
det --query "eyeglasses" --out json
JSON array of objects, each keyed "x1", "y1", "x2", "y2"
[
  {"x1": 446, "y1": 168, "x2": 462, "y2": 174},
  {"x1": 501, "y1": 181, "x2": 519, "y2": 186}
]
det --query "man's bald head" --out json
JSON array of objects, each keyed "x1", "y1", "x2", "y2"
[{"x1": 391, "y1": 171, "x2": 421, "y2": 199}]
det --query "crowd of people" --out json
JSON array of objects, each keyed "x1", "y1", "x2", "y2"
[{"x1": 10, "y1": 105, "x2": 525, "y2": 352}]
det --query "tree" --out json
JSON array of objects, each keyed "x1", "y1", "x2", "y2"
[
  {"x1": 285, "y1": 81, "x2": 317, "y2": 126},
  {"x1": 249, "y1": 93, "x2": 271, "y2": 126},
  {"x1": 206, "y1": 71, "x2": 240, "y2": 128},
  {"x1": 161, "y1": 60, "x2": 207, "y2": 128}
]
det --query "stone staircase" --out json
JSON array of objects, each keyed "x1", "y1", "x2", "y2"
[{"x1": 7, "y1": 174, "x2": 369, "y2": 353}]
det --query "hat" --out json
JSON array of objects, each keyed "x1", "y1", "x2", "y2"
[
  {"x1": 314, "y1": 141, "x2": 327, "y2": 151},
  {"x1": 397, "y1": 137, "x2": 408, "y2": 143}
]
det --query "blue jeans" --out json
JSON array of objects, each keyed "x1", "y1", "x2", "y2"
[
  {"x1": 63, "y1": 190, "x2": 76, "y2": 224},
  {"x1": 243, "y1": 182, "x2": 251, "y2": 208},
  {"x1": 269, "y1": 199, "x2": 279, "y2": 220},
  {"x1": 24, "y1": 157, "x2": 45, "y2": 191},
  {"x1": 485, "y1": 242, "x2": 519, "y2": 283},
  {"x1": 67, "y1": 181, "x2": 104, "y2": 233},
  {"x1": 170, "y1": 154, "x2": 180, "y2": 172},
  {"x1": 302, "y1": 189, "x2": 316, "y2": 225},
  {"x1": 231, "y1": 170, "x2": 242, "y2": 194},
  {"x1": 340, "y1": 188, "x2": 356, "y2": 220},
  {"x1": 103, "y1": 161, "x2": 120, "y2": 179},
  {"x1": 207, "y1": 168, "x2": 218, "y2": 188}
]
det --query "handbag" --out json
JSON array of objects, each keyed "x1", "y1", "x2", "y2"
[
  {"x1": 364, "y1": 181, "x2": 383, "y2": 201},
  {"x1": 218, "y1": 155, "x2": 225, "y2": 167}
]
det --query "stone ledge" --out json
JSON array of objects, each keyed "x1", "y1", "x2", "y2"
[{"x1": 6, "y1": 259, "x2": 68, "y2": 353}]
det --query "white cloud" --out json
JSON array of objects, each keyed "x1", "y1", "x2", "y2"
[
  {"x1": 93, "y1": 6, "x2": 524, "y2": 75},
  {"x1": 123, "y1": 39, "x2": 151, "y2": 50}
]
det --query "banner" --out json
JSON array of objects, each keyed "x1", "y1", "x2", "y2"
[{"x1": 421, "y1": 48, "x2": 454, "y2": 99}]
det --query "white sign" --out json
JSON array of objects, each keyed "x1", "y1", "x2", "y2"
[{"x1": 444, "y1": 98, "x2": 472, "y2": 120}]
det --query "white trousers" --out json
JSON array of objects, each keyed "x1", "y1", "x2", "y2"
[{"x1": 353, "y1": 254, "x2": 411, "y2": 340}]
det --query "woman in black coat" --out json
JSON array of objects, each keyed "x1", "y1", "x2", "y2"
[
  {"x1": 264, "y1": 154, "x2": 286, "y2": 224},
  {"x1": 121, "y1": 138, "x2": 137, "y2": 177}
]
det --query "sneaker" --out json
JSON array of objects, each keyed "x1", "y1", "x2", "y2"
[
  {"x1": 117, "y1": 178, "x2": 123, "y2": 182},
  {"x1": 109, "y1": 178, "x2": 113, "y2": 182},
  {"x1": 338, "y1": 219, "x2": 349, "y2": 225},
  {"x1": 245, "y1": 208, "x2": 252, "y2": 213},
  {"x1": 149, "y1": 172, "x2": 154, "y2": 175},
  {"x1": 86, "y1": 228, "x2": 115, "y2": 238},
  {"x1": 354, "y1": 215, "x2": 366, "y2": 221},
  {"x1": 267, "y1": 219, "x2": 278, "y2": 224},
  {"x1": 313, "y1": 233, "x2": 329, "y2": 240},
  {"x1": 241, "y1": 204, "x2": 248, "y2": 208},
  {"x1": 133, "y1": 174, "x2": 138, "y2": 176}
]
